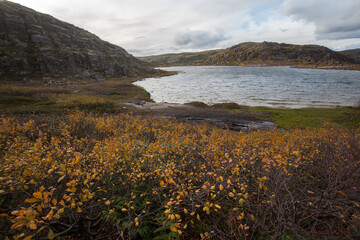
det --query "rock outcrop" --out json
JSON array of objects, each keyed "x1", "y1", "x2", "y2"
[{"x1": 0, "y1": 1, "x2": 153, "y2": 79}]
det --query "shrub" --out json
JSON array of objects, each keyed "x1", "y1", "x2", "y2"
[{"x1": 0, "y1": 112, "x2": 359, "y2": 239}]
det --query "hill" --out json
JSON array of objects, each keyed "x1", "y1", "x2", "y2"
[
  {"x1": 140, "y1": 42, "x2": 359, "y2": 69},
  {"x1": 340, "y1": 49, "x2": 360, "y2": 63},
  {"x1": 0, "y1": 1, "x2": 154, "y2": 79}
]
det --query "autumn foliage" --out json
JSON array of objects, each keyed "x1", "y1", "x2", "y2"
[{"x1": 0, "y1": 111, "x2": 359, "y2": 239}]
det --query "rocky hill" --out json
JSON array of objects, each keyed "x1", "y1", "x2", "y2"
[
  {"x1": 0, "y1": 1, "x2": 153, "y2": 79},
  {"x1": 340, "y1": 49, "x2": 360, "y2": 64},
  {"x1": 141, "y1": 42, "x2": 359, "y2": 69}
]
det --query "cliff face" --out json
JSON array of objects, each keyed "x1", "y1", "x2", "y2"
[
  {"x1": 0, "y1": 1, "x2": 153, "y2": 79},
  {"x1": 141, "y1": 42, "x2": 357, "y2": 68}
]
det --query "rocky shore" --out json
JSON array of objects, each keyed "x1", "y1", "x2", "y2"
[{"x1": 125, "y1": 100, "x2": 276, "y2": 131}]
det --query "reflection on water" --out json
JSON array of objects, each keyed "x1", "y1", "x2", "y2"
[{"x1": 134, "y1": 66, "x2": 360, "y2": 108}]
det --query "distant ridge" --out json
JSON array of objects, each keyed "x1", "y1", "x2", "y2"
[
  {"x1": 140, "y1": 42, "x2": 359, "y2": 70},
  {"x1": 0, "y1": 1, "x2": 154, "y2": 79}
]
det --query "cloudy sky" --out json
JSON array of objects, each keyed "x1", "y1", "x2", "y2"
[{"x1": 10, "y1": 0, "x2": 360, "y2": 56}]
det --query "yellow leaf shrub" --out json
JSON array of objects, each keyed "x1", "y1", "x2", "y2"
[{"x1": 0, "y1": 111, "x2": 359, "y2": 239}]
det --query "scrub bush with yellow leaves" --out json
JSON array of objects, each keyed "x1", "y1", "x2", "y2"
[{"x1": 0, "y1": 111, "x2": 359, "y2": 239}]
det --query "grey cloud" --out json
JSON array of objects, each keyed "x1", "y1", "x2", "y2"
[
  {"x1": 174, "y1": 29, "x2": 226, "y2": 48},
  {"x1": 344, "y1": 43, "x2": 360, "y2": 50},
  {"x1": 283, "y1": 0, "x2": 360, "y2": 40}
]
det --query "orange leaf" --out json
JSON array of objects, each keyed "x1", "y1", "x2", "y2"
[
  {"x1": 25, "y1": 198, "x2": 40, "y2": 203},
  {"x1": 11, "y1": 221, "x2": 25, "y2": 230},
  {"x1": 23, "y1": 235, "x2": 34, "y2": 240},
  {"x1": 337, "y1": 191, "x2": 346, "y2": 196},
  {"x1": 29, "y1": 221, "x2": 37, "y2": 230},
  {"x1": 33, "y1": 192, "x2": 42, "y2": 199}
]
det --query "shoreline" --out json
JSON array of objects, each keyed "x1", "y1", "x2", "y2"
[
  {"x1": 147, "y1": 64, "x2": 360, "y2": 71},
  {"x1": 1, "y1": 69, "x2": 359, "y2": 130}
]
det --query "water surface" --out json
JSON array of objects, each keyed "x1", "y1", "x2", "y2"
[{"x1": 134, "y1": 66, "x2": 360, "y2": 108}]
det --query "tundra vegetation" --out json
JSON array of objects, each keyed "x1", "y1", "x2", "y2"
[{"x1": 0, "y1": 111, "x2": 359, "y2": 239}]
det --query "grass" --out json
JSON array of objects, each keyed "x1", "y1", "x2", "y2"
[
  {"x1": 249, "y1": 106, "x2": 360, "y2": 129},
  {"x1": 189, "y1": 101, "x2": 360, "y2": 129},
  {"x1": 1, "y1": 75, "x2": 359, "y2": 129},
  {"x1": 0, "y1": 74, "x2": 165, "y2": 113}
]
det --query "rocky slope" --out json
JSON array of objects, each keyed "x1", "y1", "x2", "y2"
[
  {"x1": 0, "y1": 1, "x2": 153, "y2": 79},
  {"x1": 141, "y1": 42, "x2": 358, "y2": 69},
  {"x1": 340, "y1": 49, "x2": 360, "y2": 64}
]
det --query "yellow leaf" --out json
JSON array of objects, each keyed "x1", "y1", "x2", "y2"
[
  {"x1": 105, "y1": 200, "x2": 111, "y2": 205},
  {"x1": 23, "y1": 235, "x2": 34, "y2": 240},
  {"x1": 57, "y1": 207, "x2": 64, "y2": 215},
  {"x1": 25, "y1": 198, "x2": 40, "y2": 203},
  {"x1": 44, "y1": 210, "x2": 54, "y2": 221},
  {"x1": 48, "y1": 229, "x2": 54, "y2": 240},
  {"x1": 170, "y1": 225, "x2": 177, "y2": 232},
  {"x1": 239, "y1": 198, "x2": 245, "y2": 207},
  {"x1": 36, "y1": 205, "x2": 42, "y2": 213},
  {"x1": 184, "y1": 208, "x2": 188, "y2": 214},
  {"x1": 219, "y1": 184, "x2": 224, "y2": 191},
  {"x1": 33, "y1": 192, "x2": 42, "y2": 199},
  {"x1": 52, "y1": 199, "x2": 57, "y2": 206},
  {"x1": 215, "y1": 204, "x2": 221, "y2": 209},
  {"x1": 57, "y1": 175, "x2": 65, "y2": 183},
  {"x1": 307, "y1": 190, "x2": 315, "y2": 194},
  {"x1": 29, "y1": 221, "x2": 37, "y2": 230},
  {"x1": 353, "y1": 201, "x2": 360, "y2": 208},
  {"x1": 160, "y1": 180, "x2": 165, "y2": 187}
]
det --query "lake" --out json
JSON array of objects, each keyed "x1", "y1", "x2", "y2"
[{"x1": 134, "y1": 66, "x2": 360, "y2": 108}]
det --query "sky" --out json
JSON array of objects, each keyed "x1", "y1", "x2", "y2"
[{"x1": 9, "y1": 0, "x2": 360, "y2": 56}]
